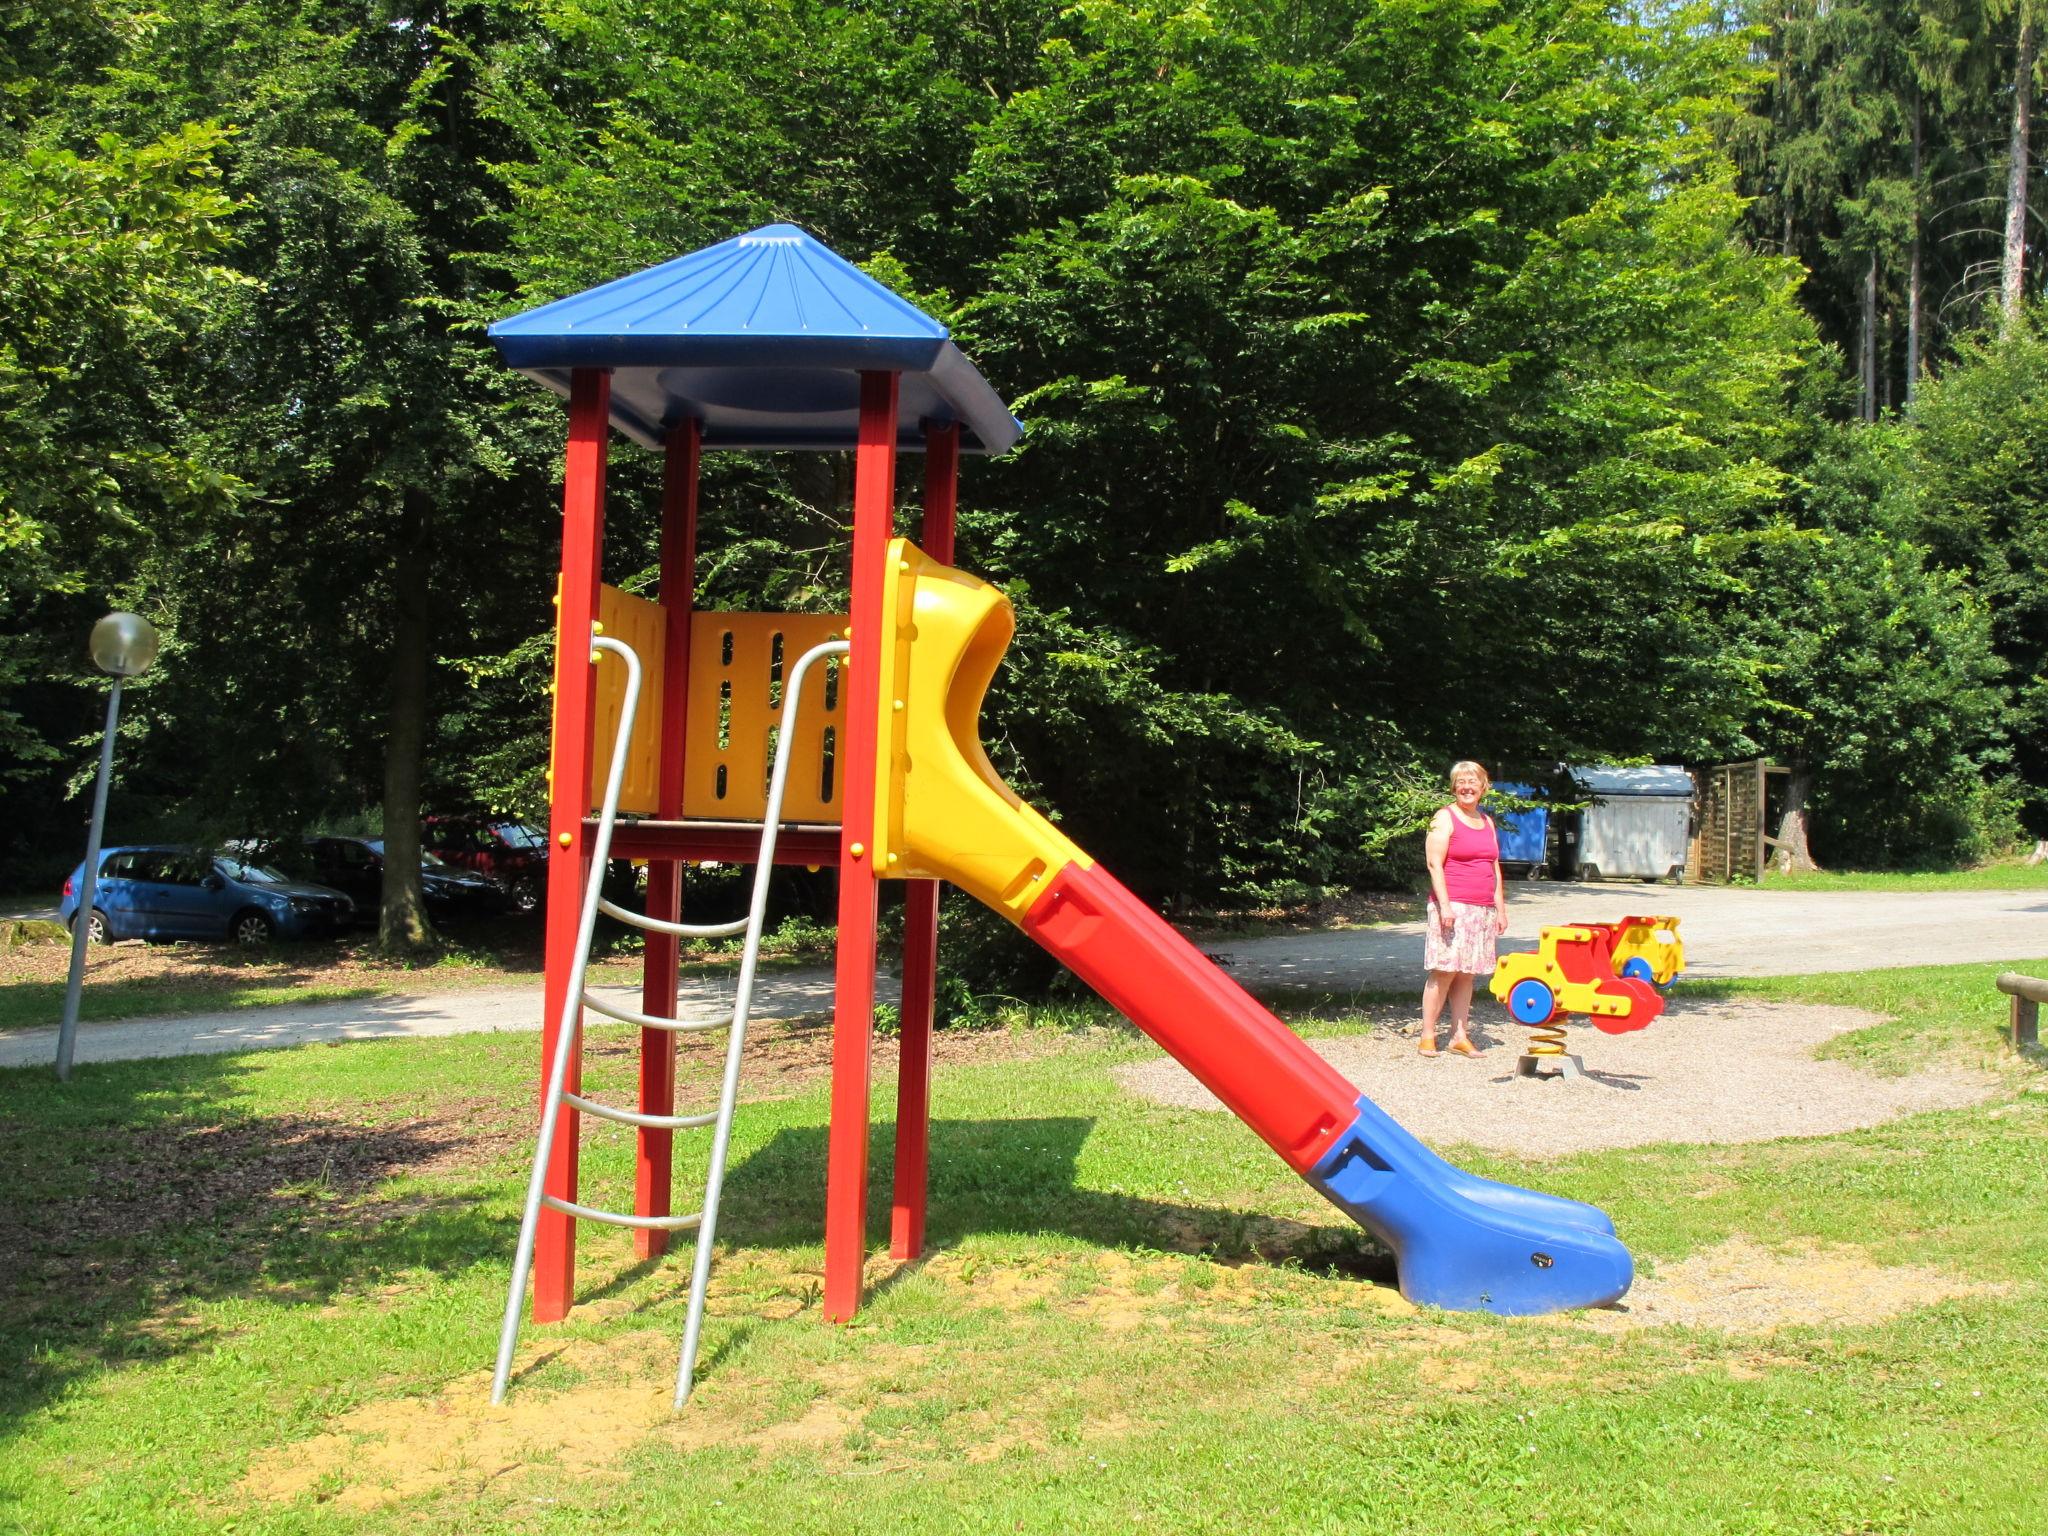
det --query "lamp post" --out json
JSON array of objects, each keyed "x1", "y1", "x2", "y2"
[{"x1": 55, "y1": 612, "x2": 160, "y2": 1081}]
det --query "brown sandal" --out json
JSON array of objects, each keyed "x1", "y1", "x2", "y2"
[
  {"x1": 1448, "y1": 1038, "x2": 1482, "y2": 1058},
  {"x1": 1417, "y1": 1040, "x2": 1441, "y2": 1057}
]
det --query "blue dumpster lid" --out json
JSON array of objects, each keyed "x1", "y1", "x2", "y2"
[
  {"x1": 1568, "y1": 765, "x2": 1694, "y2": 798},
  {"x1": 489, "y1": 223, "x2": 1024, "y2": 456}
]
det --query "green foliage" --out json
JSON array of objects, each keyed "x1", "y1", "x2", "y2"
[
  {"x1": 0, "y1": 122, "x2": 242, "y2": 755},
  {"x1": 1, "y1": 0, "x2": 2036, "y2": 910},
  {"x1": 1903, "y1": 311, "x2": 2048, "y2": 829},
  {"x1": 1729, "y1": 518, "x2": 2009, "y2": 863}
]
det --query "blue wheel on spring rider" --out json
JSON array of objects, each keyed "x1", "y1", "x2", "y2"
[
  {"x1": 1508, "y1": 978, "x2": 1557, "y2": 1025},
  {"x1": 1620, "y1": 957, "x2": 1657, "y2": 986}
]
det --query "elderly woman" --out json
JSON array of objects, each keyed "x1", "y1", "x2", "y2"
[{"x1": 1419, "y1": 760, "x2": 1508, "y2": 1056}]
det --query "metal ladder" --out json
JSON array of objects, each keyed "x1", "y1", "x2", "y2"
[{"x1": 492, "y1": 628, "x2": 850, "y2": 1409}]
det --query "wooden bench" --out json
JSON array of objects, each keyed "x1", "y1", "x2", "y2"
[{"x1": 1994, "y1": 972, "x2": 2046, "y2": 1049}]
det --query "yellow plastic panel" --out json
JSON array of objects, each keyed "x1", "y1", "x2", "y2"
[
  {"x1": 1611, "y1": 916, "x2": 1684, "y2": 985},
  {"x1": 683, "y1": 612, "x2": 848, "y2": 823},
  {"x1": 871, "y1": 539, "x2": 1089, "y2": 921},
  {"x1": 587, "y1": 584, "x2": 668, "y2": 815}
]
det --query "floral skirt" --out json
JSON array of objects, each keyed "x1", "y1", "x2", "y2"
[{"x1": 1424, "y1": 899, "x2": 1497, "y2": 975}]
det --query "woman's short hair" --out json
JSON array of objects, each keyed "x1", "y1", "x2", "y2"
[{"x1": 1448, "y1": 760, "x2": 1491, "y2": 794}]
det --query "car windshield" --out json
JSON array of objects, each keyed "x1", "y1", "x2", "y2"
[
  {"x1": 498, "y1": 824, "x2": 547, "y2": 849},
  {"x1": 367, "y1": 838, "x2": 447, "y2": 867},
  {"x1": 215, "y1": 857, "x2": 290, "y2": 884}
]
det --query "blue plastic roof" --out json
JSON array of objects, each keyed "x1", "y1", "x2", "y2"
[{"x1": 489, "y1": 224, "x2": 1022, "y2": 456}]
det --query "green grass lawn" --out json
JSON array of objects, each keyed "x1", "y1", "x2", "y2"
[
  {"x1": 0, "y1": 962, "x2": 2042, "y2": 1534},
  {"x1": 1759, "y1": 858, "x2": 2048, "y2": 892}
]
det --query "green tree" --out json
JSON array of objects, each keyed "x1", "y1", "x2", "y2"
[
  {"x1": 1729, "y1": 522, "x2": 2009, "y2": 866},
  {"x1": 1904, "y1": 313, "x2": 2048, "y2": 832}
]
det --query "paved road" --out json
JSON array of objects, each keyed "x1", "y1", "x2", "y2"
[
  {"x1": 0, "y1": 969, "x2": 853, "y2": 1071},
  {"x1": 1210, "y1": 879, "x2": 2048, "y2": 993},
  {"x1": 13, "y1": 881, "x2": 2048, "y2": 1068}
]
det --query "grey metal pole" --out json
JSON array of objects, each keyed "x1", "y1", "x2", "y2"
[{"x1": 55, "y1": 678, "x2": 124, "y2": 1082}]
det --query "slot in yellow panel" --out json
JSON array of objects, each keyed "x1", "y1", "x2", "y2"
[
  {"x1": 682, "y1": 612, "x2": 848, "y2": 823},
  {"x1": 586, "y1": 584, "x2": 669, "y2": 815}
]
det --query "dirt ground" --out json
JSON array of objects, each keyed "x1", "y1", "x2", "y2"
[
  {"x1": 229, "y1": 1233, "x2": 2001, "y2": 1511},
  {"x1": 1113, "y1": 995, "x2": 2001, "y2": 1156}
]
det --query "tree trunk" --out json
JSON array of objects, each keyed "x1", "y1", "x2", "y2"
[
  {"x1": 379, "y1": 495, "x2": 437, "y2": 950},
  {"x1": 1860, "y1": 253, "x2": 1878, "y2": 422},
  {"x1": 1772, "y1": 764, "x2": 1821, "y2": 874},
  {"x1": 1908, "y1": 94, "x2": 1923, "y2": 405},
  {"x1": 2003, "y1": 10, "x2": 2036, "y2": 333}
]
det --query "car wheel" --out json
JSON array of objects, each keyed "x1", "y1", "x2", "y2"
[
  {"x1": 232, "y1": 910, "x2": 276, "y2": 946},
  {"x1": 509, "y1": 877, "x2": 540, "y2": 915},
  {"x1": 70, "y1": 908, "x2": 112, "y2": 945}
]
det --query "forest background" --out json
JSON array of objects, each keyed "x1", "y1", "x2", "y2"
[{"x1": 7, "y1": 0, "x2": 2048, "y2": 956}]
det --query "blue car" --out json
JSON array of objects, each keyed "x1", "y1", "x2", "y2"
[{"x1": 60, "y1": 845, "x2": 356, "y2": 946}]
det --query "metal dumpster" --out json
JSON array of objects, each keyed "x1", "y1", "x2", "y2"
[
  {"x1": 1562, "y1": 765, "x2": 1692, "y2": 882},
  {"x1": 1492, "y1": 782, "x2": 1551, "y2": 878}
]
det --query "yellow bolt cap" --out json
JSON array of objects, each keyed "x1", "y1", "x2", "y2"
[
  {"x1": 849, "y1": 843, "x2": 865, "y2": 859},
  {"x1": 558, "y1": 832, "x2": 572, "y2": 847}
]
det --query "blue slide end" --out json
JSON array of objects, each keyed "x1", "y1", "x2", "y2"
[{"x1": 1303, "y1": 1097, "x2": 1632, "y2": 1314}]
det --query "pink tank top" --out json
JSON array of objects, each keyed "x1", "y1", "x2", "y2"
[{"x1": 1443, "y1": 812, "x2": 1499, "y2": 905}]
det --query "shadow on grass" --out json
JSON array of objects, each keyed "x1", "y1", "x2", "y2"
[
  {"x1": 0, "y1": 1054, "x2": 1386, "y2": 1448},
  {"x1": 0, "y1": 1050, "x2": 522, "y2": 1442},
  {"x1": 717, "y1": 1117, "x2": 1393, "y2": 1283}
]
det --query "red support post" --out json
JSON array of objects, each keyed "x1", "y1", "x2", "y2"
[
  {"x1": 823, "y1": 370, "x2": 899, "y2": 1322},
  {"x1": 535, "y1": 367, "x2": 611, "y2": 1323},
  {"x1": 636, "y1": 418, "x2": 700, "y2": 1257},
  {"x1": 891, "y1": 421, "x2": 958, "y2": 1261}
]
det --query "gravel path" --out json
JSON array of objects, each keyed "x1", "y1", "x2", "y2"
[
  {"x1": 1114, "y1": 995, "x2": 2000, "y2": 1156},
  {"x1": 0, "y1": 968, "x2": 854, "y2": 1071},
  {"x1": 1213, "y1": 878, "x2": 2048, "y2": 992}
]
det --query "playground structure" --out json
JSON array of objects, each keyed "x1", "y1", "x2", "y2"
[
  {"x1": 1489, "y1": 918, "x2": 1677, "y2": 1078},
  {"x1": 485, "y1": 224, "x2": 1634, "y2": 1397},
  {"x1": 1606, "y1": 914, "x2": 1686, "y2": 989}
]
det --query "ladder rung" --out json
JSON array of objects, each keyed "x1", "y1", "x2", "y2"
[
  {"x1": 541, "y1": 1194, "x2": 704, "y2": 1231},
  {"x1": 582, "y1": 990, "x2": 732, "y2": 1033},
  {"x1": 561, "y1": 1092, "x2": 718, "y2": 1131},
  {"x1": 597, "y1": 895, "x2": 748, "y2": 940}
]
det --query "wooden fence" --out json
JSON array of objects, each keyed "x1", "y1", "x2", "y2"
[{"x1": 1689, "y1": 759, "x2": 1787, "y2": 884}]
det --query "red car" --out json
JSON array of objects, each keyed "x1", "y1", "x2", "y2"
[{"x1": 421, "y1": 817, "x2": 551, "y2": 914}]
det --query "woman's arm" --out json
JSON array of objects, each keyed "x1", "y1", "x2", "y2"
[
  {"x1": 1424, "y1": 809, "x2": 1454, "y2": 927},
  {"x1": 1493, "y1": 844, "x2": 1508, "y2": 935}
]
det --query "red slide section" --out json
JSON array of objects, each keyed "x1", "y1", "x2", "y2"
[{"x1": 1021, "y1": 861, "x2": 1360, "y2": 1174}]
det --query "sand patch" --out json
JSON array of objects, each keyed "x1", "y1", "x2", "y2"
[
  {"x1": 1579, "y1": 1237, "x2": 2005, "y2": 1335},
  {"x1": 1114, "y1": 999, "x2": 2000, "y2": 1155},
  {"x1": 923, "y1": 1248, "x2": 1418, "y2": 1332},
  {"x1": 237, "y1": 1331, "x2": 678, "y2": 1512}
]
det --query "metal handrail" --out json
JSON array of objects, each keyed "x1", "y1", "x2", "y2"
[
  {"x1": 561, "y1": 1091, "x2": 718, "y2": 1132},
  {"x1": 494, "y1": 631, "x2": 649, "y2": 1404},
  {"x1": 670, "y1": 637, "x2": 846, "y2": 1406},
  {"x1": 595, "y1": 894, "x2": 749, "y2": 940},
  {"x1": 580, "y1": 988, "x2": 738, "y2": 1034},
  {"x1": 541, "y1": 1195, "x2": 704, "y2": 1231},
  {"x1": 492, "y1": 630, "x2": 851, "y2": 1409}
]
